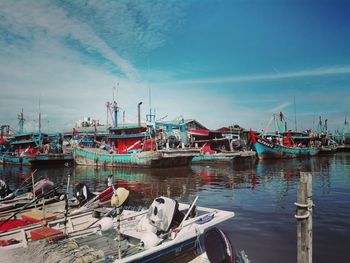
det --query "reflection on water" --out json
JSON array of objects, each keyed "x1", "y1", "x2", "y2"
[{"x1": 1, "y1": 154, "x2": 350, "y2": 263}]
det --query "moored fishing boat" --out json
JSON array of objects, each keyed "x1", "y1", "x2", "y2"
[
  {"x1": 186, "y1": 128, "x2": 255, "y2": 165},
  {"x1": 73, "y1": 102, "x2": 200, "y2": 168},
  {"x1": 74, "y1": 147, "x2": 199, "y2": 168},
  {"x1": 0, "y1": 111, "x2": 73, "y2": 167},
  {"x1": 250, "y1": 112, "x2": 320, "y2": 160},
  {"x1": 250, "y1": 130, "x2": 319, "y2": 160}
]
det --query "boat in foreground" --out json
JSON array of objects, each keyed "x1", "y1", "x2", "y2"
[{"x1": 0, "y1": 195, "x2": 235, "y2": 263}]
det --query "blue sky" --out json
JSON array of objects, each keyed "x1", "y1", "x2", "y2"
[{"x1": 0, "y1": 0, "x2": 349, "y2": 132}]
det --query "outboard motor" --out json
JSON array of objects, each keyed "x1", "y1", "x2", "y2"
[
  {"x1": 74, "y1": 183, "x2": 95, "y2": 206},
  {"x1": 0, "y1": 180, "x2": 12, "y2": 199},
  {"x1": 147, "y1": 196, "x2": 185, "y2": 234},
  {"x1": 167, "y1": 135, "x2": 180, "y2": 148}
]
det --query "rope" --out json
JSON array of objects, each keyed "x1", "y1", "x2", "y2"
[
  {"x1": 294, "y1": 201, "x2": 314, "y2": 208},
  {"x1": 295, "y1": 211, "x2": 310, "y2": 220},
  {"x1": 294, "y1": 201, "x2": 314, "y2": 220}
]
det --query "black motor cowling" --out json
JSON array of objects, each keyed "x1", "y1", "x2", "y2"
[
  {"x1": 0, "y1": 180, "x2": 12, "y2": 199},
  {"x1": 74, "y1": 183, "x2": 95, "y2": 206}
]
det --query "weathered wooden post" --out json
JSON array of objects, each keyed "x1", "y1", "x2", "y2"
[{"x1": 295, "y1": 172, "x2": 313, "y2": 263}]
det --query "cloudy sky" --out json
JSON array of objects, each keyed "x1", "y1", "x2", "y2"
[{"x1": 0, "y1": 0, "x2": 349, "y2": 132}]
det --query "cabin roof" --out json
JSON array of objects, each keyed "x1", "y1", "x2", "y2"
[
  {"x1": 12, "y1": 132, "x2": 41, "y2": 138},
  {"x1": 11, "y1": 140, "x2": 36, "y2": 145},
  {"x1": 216, "y1": 126, "x2": 242, "y2": 133},
  {"x1": 109, "y1": 124, "x2": 147, "y2": 131},
  {"x1": 107, "y1": 133, "x2": 146, "y2": 139},
  {"x1": 157, "y1": 119, "x2": 208, "y2": 130}
]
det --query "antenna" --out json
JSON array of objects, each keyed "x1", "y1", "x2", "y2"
[
  {"x1": 18, "y1": 108, "x2": 25, "y2": 133},
  {"x1": 294, "y1": 96, "x2": 297, "y2": 131},
  {"x1": 146, "y1": 86, "x2": 155, "y2": 122},
  {"x1": 106, "y1": 102, "x2": 109, "y2": 126}
]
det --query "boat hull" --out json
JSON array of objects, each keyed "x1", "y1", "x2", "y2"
[
  {"x1": 74, "y1": 147, "x2": 199, "y2": 168},
  {"x1": 0, "y1": 153, "x2": 73, "y2": 167},
  {"x1": 191, "y1": 153, "x2": 239, "y2": 164},
  {"x1": 319, "y1": 145, "x2": 337, "y2": 155},
  {"x1": 253, "y1": 137, "x2": 319, "y2": 160},
  {"x1": 191, "y1": 151, "x2": 256, "y2": 165}
]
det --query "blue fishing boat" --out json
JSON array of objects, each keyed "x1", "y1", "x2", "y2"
[
  {"x1": 0, "y1": 111, "x2": 73, "y2": 167},
  {"x1": 250, "y1": 130, "x2": 319, "y2": 160},
  {"x1": 1, "y1": 132, "x2": 73, "y2": 167},
  {"x1": 250, "y1": 112, "x2": 320, "y2": 160}
]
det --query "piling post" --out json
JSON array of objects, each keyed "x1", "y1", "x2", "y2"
[{"x1": 295, "y1": 172, "x2": 313, "y2": 263}]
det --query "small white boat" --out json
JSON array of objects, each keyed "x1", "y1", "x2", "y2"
[
  {"x1": 5, "y1": 195, "x2": 235, "y2": 262},
  {"x1": 0, "y1": 185, "x2": 114, "y2": 234}
]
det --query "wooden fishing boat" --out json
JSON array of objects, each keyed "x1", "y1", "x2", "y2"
[
  {"x1": 250, "y1": 130, "x2": 319, "y2": 160},
  {"x1": 0, "y1": 131, "x2": 72, "y2": 167},
  {"x1": 73, "y1": 102, "x2": 200, "y2": 169},
  {"x1": 1, "y1": 195, "x2": 234, "y2": 263},
  {"x1": 0, "y1": 184, "x2": 114, "y2": 233},
  {"x1": 188, "y1": 129, "x2": 255, "y2": 165},
  {"x1": 0, "y1": 111, "x2": 73, "y2": 167},
  {"x1": 0, "y1": 179, "x2": 61, "y2": 216}
]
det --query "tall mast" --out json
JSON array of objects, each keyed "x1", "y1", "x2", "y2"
[
  {"x1": 18, "y1": 109, "x2": 25, "y2": 134},
  {"x1": 113, "y1": 101, "x2": 118, "y2": 128},
  {"x1": 146, "y1": 86, "x2": 155, "y2": 122},
  {"x1": 294, "y1": 96, "x2": 297, "y2": 131}
]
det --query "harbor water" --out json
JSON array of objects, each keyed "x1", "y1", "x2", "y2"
[{"x1": 1, "y1": 153, "x2": 350, "y2": 263}]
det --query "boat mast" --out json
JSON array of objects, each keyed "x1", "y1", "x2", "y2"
[
  {"x1": 113, "y1": 101, "x2": 118, "y2": 128},
  {"x1": 146, "y1": 87, "x2": 155, "y2": 123},
  {"x1": 294, "y1": 96, "x2": 297, "y2": 131},
  {"x1": 113, "y1": 84, "x2": 119, "y2": 128},
  {"x1": 18, "y1": 109, "x2": 25, "y2": 134}
]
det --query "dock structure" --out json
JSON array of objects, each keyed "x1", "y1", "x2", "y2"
[{"x1": 295, "y1": 172, "x2": 313, "y2": 263}]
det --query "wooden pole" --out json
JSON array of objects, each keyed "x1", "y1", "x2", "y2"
[{"x1": 295, "y1": 172, "x2": 313, "y2": 263}]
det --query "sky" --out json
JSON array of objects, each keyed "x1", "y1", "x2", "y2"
[{"x1": 0, "y1": 0, "x2": 349, "y2": 133}]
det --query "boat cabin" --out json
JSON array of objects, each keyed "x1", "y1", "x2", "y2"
[
  {"x1": 108, "y1": 125, "x2": 147, "y2": 154},
  {"x1": 7, "y1": 132, "x2": 64, "y2": 156}
]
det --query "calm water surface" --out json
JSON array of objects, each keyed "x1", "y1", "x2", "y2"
[{"x1": 1, "y1": 153, "x2": 350, "y2": 263}]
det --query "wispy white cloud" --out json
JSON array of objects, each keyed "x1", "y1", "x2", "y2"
[
  {"x1": 0, "y1": 0, "x2": 188, "y2": 130},
  {"x1": 0, "y1": 1, "x2": 348, "y2": 133},
  {"x1": 158, "y1": 66, "x2": 350, "y2": 86},
  {"x1": 0, "y1": 0, "x2": 138, "y2": 79},
  {"x1": 268, "y1": 102, "x2": 291, "y2": 113}
]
